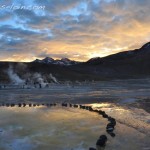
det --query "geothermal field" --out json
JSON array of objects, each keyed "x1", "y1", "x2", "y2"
[
  {"x1": 0, "y1": 79, "x2": 150, "y2": 150},
  {"x1": 1, "y1": 0, "x2": 150, "y2": 149}
]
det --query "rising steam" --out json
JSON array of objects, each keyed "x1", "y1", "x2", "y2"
[
  {"x1": 49, "y1": 73, "x2": 58, "y2": 83},
  {"x1": 7, "y1": 65, "x2": 25, "y2": 85}
]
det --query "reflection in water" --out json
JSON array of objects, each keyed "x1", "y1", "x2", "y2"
[
  {"x1": 0, "y1": 105, "x2": 149, "y2": 150},
  {"x1": 0, "y1": 106, "x2": 107, "y2": 150},
  {"x1": 91, "y1": 103, "x2": 150, "y2": 150},
  {"x1": 91, "y1": 103, "x2": 112, "y2": 108}
]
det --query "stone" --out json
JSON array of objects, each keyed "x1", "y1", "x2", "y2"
[
  {"x1": 106, "y1": 124, "x2": 114, "y2": 128},
  {"x1": 74, "y1": 104, "x2": 78, "y2": 108},
  {"x1": 62, "y1": 103, "x2": 67, "y2": 107},
  {"x1": 102, "y1": 114, "x2": 108, "y2": 118},
  {"x1": 89, "y1": 147, "x2": 96, "y2": 150},
  {"x1": 23, "y1": 103, "x2": 26, "y2": 107},
  {"x1": 33, "y1": 104, "x2": 36, "y2": 107},
  {"x1": 18, "y1": 103, "x2": 22, "y2": 107},
  {"x1": 11, "y1": 103, "x2": 15, "y2": 107},
  {"x1": 106, "y1": 127, "x2": 114, "y2": 133},
  {"x1": 89, "y1": 107, "x2": 94, "y2": 111},
  {"x1": 96, "y1": 135, "x2": 107, "y2": 147},
  {"x1": 109, "y1": 132, "x2": 116, "y2": 137}
]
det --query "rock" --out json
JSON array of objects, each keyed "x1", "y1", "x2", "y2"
[
  {"x1": 23, "y1": 103, "x2": 26, "y2": 107},
  {"x1": 62, "y1": 103, "x2": 67, "y2": 107},
  {"x1": 80, "y1": 105, "x2": 86, "y2": 109},
  {"x1": 29, "y1": 104, "x2": 32, "y2": 107},
  {"x1": 106, "y1": 123, "x2": 115, "y2": 130},
  {"x1": 89, "y1": 147, "x2": 96, "y2": 150},
  {"x1": 85, "y1": 106, "x2": 89, "y2": 110},
  {"x1": 93, "y1": 109, "x2": 99, "y2": 113},
  {"x1": 98, "y1": 110, "x2": 105, "y2": 115},
  {"x1": 18, "y1": 103, "x2": 22, "y2": 107},
  {"x1": 108, "y1": 117, "x2": 116, "y2": 126},
  {"x1": 110, "y1": 120, "x2": 116, "y2": 126},
  {"x1": 11, "y1": 103, "x2": 15, "y2": 107},
  {"x1": 96, "y1": 135, "x2": 107, "y2": 147},
  {"x1": 74, "y1": 104, "x2": 78, "y2": 108},
  {"x1": 109, "y1": 132, "x2": 116, "y2": 137},
  {"x1": 102, "y1": 114, "x2": 108, "y2": 118},
  {"x1": 107, "y1": 116, "x2": 112, "y2": 120},
  {"x1": 89, "y1": 106, "x2": 94, "y2": 111},
  {"x1": 106, "y1": 127, "x2": 114, "y2": 133}
]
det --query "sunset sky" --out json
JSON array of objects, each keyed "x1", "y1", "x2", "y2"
[{"x1": 0, "y1": 0, "x2": 150, "y2": 62}]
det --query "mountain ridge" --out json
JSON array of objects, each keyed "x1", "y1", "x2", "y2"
[
  {"x1": 0, "y1": 42, "x2": 150, "y2": 83},
  {"x1": 33, "y1": 57, "x2": 80, "y2": 66},
  {"x1": 32, "y1": 42, "x2": 150, "y2": 65}
]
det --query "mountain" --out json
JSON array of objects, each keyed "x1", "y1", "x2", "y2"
[
  {"x1": 33, "y1": 57, "x2": 80, "y2": 66},
  {"x1": 86, "y1": 57, "x2": 102, "y2": 65},
  {"x1": 85, "y1": 42, "x2": 150, "y2": 64},
  {"x1": 0, "y1": 42, "x2": 150, "y2": 83}
]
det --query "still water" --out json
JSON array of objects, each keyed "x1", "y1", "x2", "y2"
[
  {"x1": 0, "y1": 106, "x2": 107, "y2": 150},
  {"x1": 0, "y1": 105, "x2": 149, "y2": 150}
]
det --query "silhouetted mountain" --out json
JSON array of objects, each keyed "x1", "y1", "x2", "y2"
[
  {"x1": 86, "y1": 57, "x2": 102, "y2": 65},
  {"x1": 33, "y1": 57, "x2": 80, "y2": 66},
  {"x1": 86, "y1": 42, "x2": 150, "y2": 64},
  {"x1": 0, "y1": 42, "x2": 150, "y2": 83}
]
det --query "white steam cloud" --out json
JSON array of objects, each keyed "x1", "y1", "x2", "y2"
[
  {"x1": 49, "y1": 73, "x2": 58, "y2": 83},
  {"x1": 7, "y1": 65, "x2": 25, "y2": 85},
  {"x1": 33, "y1": 73, "x2": 47, "y2": 87}
]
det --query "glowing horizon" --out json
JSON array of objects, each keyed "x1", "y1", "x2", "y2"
[{"x1": 0, "y1": 0, "x2": 150, "y2": 62}]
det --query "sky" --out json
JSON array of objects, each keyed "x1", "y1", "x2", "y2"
[{"x1": 0, "y1": 0, "x2": 150, "y2": 62}]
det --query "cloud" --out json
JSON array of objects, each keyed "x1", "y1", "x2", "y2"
[
  {"x1": 14, "y1": 9, "x2": 51, "y2": 27},
  {"x1": 0, "y1": 11, "x2": 12, "y2": 21},
  {"x1": 34, "y1": 0, "x2": 83, "y2": 13},
  {"x1": 0, "y1": 0, "x2": 150, "y2": 62}
]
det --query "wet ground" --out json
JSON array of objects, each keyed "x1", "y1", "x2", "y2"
[
  {"x1": 0, "y1": 78, "x2": 150, "y2": 149},
  {"x1": 0, "y1": 78, "x2": 150, "y2": 104}
]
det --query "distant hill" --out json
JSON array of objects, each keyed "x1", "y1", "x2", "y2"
[
  {"x1": 0, "y1": 42, "x2": 150, "y2": 83},
  {"x1": 33, "y1": 57, "x2": 80, "y2": 66}
]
